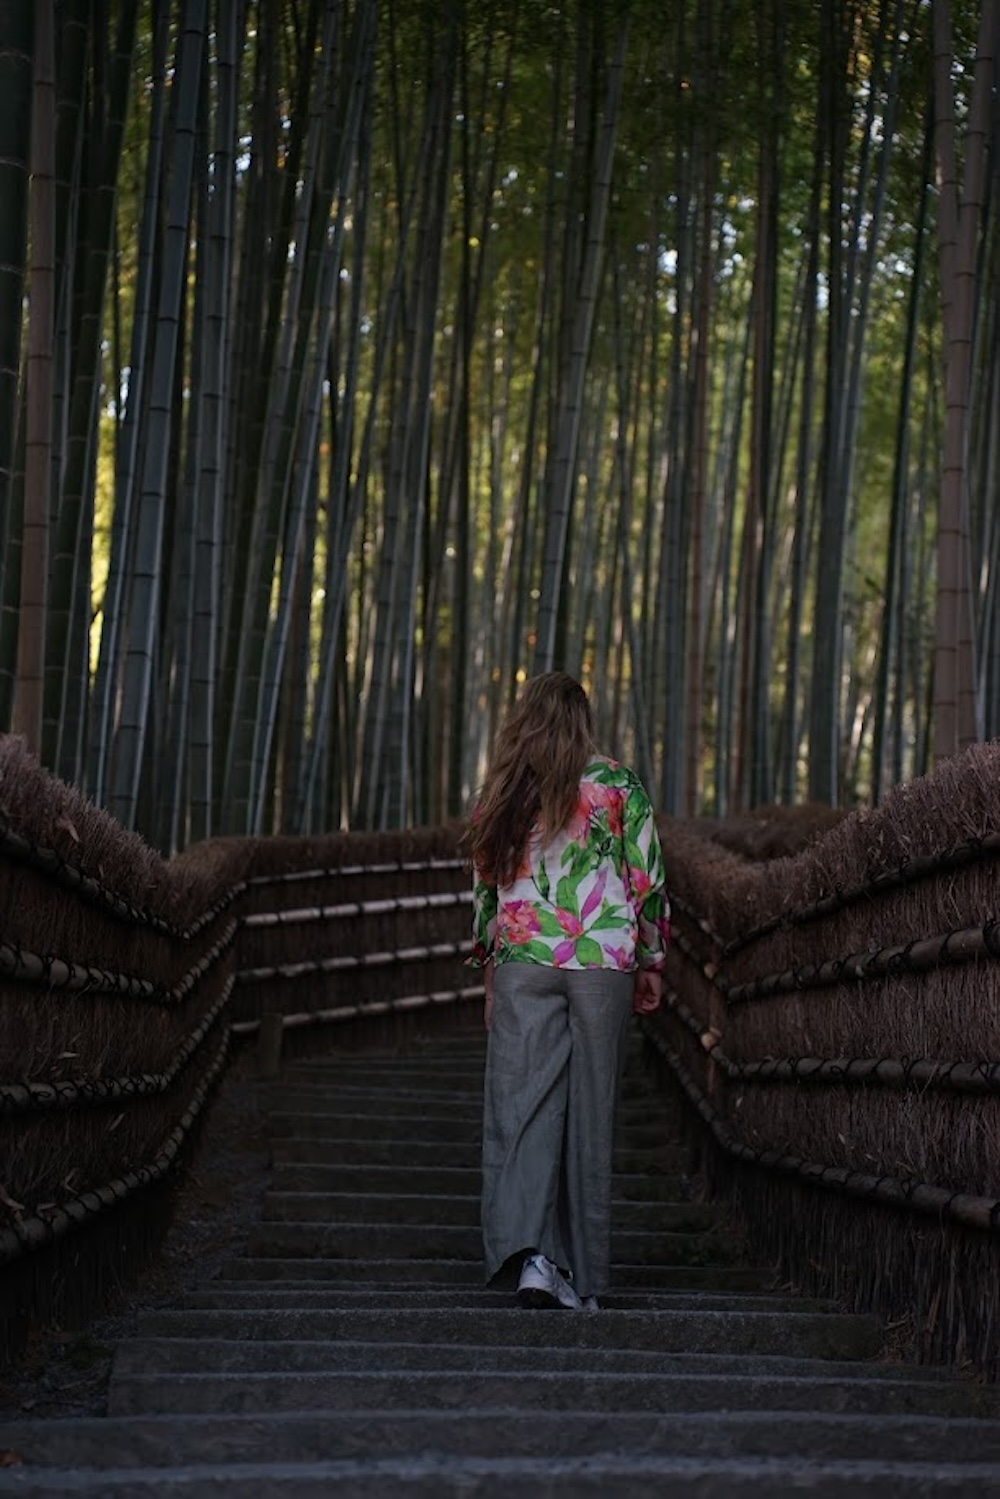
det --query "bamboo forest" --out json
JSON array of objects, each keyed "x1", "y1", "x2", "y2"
[{"x1": 0, "y1": 0, "x2": 996, "y2": 848}]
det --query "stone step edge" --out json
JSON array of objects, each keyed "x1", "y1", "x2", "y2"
[
  {"x1": 6, "y1": 1406, "x2": 1000, "y2": 1457},
  {"x1": 107, "y1": 1338, "x2": 959, "y2": 1382},
  {"x1": 11, "y1": 1452, "x2": 1000, "y2": 1489}
]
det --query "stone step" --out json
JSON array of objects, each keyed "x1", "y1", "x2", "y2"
[
  {"x1": 268, "y1": 1108, "x2": 676, "y2": 1138},
  {"x1": 7, "y1": 1408, "x2": 1000, "y2": 1472},
  {"x1": 269, "y1": 1136, "x2": 486, "y2": 1167},
  {"x1": 268, "y1": 1074, "x2": 668, "y2": 1103},
  {"x1": 174, "y1": 1287, "x2": 830, "y2": 1316},
  {"x1": 245, "y1": 1220, "x2": 732, "y2": 1265},
  {"x1": 4, "y1": 1456, "x2": 998, "y2": 1496},
  {"x1": 268, "y1": 1162, "x2": 690, "y2": 1201},
  {"x1": 133, "y1": 1306, "x2": 880, "y2": 1362},
  {"x1": 266, "y1": 1093, "x2": 674, "y2": 1133},
  {"x1": 277, "y1": 1070, "x2": 662, "y2": 1108},
  {"x1": 258, "y1": 1191, "x2": 720, "y2": 1233},
  {"x1": 284, "y1": 1062, "x2": 487, "y2": 1080},
  {"x1": 105, "y1": 1368, "x2": 984, "y2": 1422},
  {"x1": 274, "y1": 1083, "x2": 486, "y2": 1104},
  {"x1": 270, "y1": 1092, "x2": 486, "y2": 1117},
  {"x1": 283, "y1": 1057, "x2": 485, "y2": 1081},
  {"x1": 287, "y1": 1048, "x2": 644, "y2": 1070},
  {"x1": 269, "y1": 1111, "x2": 484, "y2": 1139},
  {"x1": 216, "y1": 1258, "x2": 776, "y2": 1292},
  {"x1": 268, "y1": 1136, "x2": 688, "y2": 1172},
  {"x1": 110, "y1": 1337, "x2": 963, "y2": 1385},
  {"x1": 16, "y1": 1018, "x2": 980, "y2": 1499},
  {"x1": 360, "y1": 1033, "x2": 487, "y2": 1049}
]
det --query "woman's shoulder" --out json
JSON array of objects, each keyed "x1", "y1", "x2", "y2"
[{"x1": 584, "y1": 754, "x2": 640, "y2": 787}]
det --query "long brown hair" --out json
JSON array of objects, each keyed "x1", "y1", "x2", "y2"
[{"x1": 465, "y1": 671, "x2": 596, "y2": 886}]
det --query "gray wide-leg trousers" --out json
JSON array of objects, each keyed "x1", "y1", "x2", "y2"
[{"x1": 481, "y1": 963, "x2": 633, "y2": 1300}]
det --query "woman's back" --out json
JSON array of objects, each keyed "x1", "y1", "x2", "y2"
[{"x1": 486, "y1": 756, "x2": 666, "y2": 971}]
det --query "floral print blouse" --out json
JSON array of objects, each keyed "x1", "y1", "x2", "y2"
[{"x1": 471, "y1": 756, "x2": 671, "y2": 972}]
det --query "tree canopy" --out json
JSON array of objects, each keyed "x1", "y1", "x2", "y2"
[{"x1": 0, "y1": 0, "x2": 996, "y2": 846}]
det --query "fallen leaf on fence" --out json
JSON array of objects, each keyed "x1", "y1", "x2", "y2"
[
  {"x1": 0, "y1": 1185, "x2": 24, "y2": 1215},
  {"x1": 0, "y1": 1450, "x2": 23, "y2": 1467},
  {"x1": 55, "y1": 817, "x2": 80, "y2": 843}
]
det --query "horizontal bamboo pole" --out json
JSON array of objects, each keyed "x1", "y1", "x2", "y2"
[
  {"x1": 236, "y1": 939, "x2": 472, "y2": 985},
  {"x1": 659, "y1": 989, "x2": 1000, "y2": 1095},
  {"x1": 666, "y1": 832, "x2": 1000, "y2": 960},
  {"x1": 230, "y1": 983, "x2": 483, "y2": 1036},
  {"x1": 724, "y1": 832, "x2": 1000, "y2": 956},
  {"x1": 0, "y1": 978, "x2": 235, "y2": 1117},
  {"x1": 0, "y1": 810, "x2": 466, "y2": 944},
  {"x1": 0, "y1": 814, "x2": 243, "y2": 941},
  {"x1": 640, "y1": 1018, "x2": 1000, "y2": 1235},
  {"x1": 0, "y1": 1028, "x2": 231, "y2": 1267},
  {"x1": 669, "y1": 917, "x2": 1000, "y2": 1004},
  {"x1": 725, "y1": 918, "x2": 1000, "y2": 1005},
  {"x1": 669, "y1": 926, "x2": 723, "y2": 980},
  {"x1": 0, "y1": 919, "x2": 237, "y2": 1005},
  {"x1": 245, "y1": 857, "x2": 464, "y2": 889},
  {"x1": 242, "y1": 889, "x2": 472, "y2": 929},
  {"x1": 666, "y1": 890, "x2": 725, "y2": 949}
]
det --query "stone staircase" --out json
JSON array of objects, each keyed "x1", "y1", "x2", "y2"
[{"x1": 2, "y1": 1023, "x2": 1000, "y2": 1494}]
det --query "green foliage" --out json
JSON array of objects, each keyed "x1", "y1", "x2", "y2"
[{"x1": 6, "y1": 0, "x2": 996, "y2": 839}]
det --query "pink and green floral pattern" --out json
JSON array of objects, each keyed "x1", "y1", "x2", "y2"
[{"x1": 471, "y1": 757, "x2": 671, "y2": 972}]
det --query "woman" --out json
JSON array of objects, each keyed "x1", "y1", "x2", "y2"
[{"x1": 466, "y1": 671, "x2": 670, "y2": 1311}]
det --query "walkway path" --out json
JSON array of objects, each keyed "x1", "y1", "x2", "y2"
[{"x1": 2, "y1": 1024, "x2": 1000, "y2": 1493}]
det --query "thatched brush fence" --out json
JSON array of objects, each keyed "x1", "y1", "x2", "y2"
[
  {"x1": 3, "y1": 732, "x2": 1000, "y2": 1378},
  {"x1": 649, "y1": 741, "x2": 1000, "y2": 1377},
  {"x1": 0, "y1": 738, "x2": 474, "y2": 1365}
]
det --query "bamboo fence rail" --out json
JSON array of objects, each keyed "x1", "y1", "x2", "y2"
[
  {"x1": 0, "y1": 739, "x2": 473, "y2": 1361},
  {"x1": 5, "y1": 732, "x2": 1000, "y2": 1376},
  {"x1": 641, "y1": 1020, "x2": 1000, "y2": 1235},
  {"x1": 651, "y1": 740, "x2": 1000, "y2": 1375},
  {"x1": 0, "y1": 1028, "x2": 231, "y2": 1266}
]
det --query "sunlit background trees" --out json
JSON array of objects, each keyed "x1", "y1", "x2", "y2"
[{"x1": 0, "y1": 0, "x2": 996, "y2": 846}]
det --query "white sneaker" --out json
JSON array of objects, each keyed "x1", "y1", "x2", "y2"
[{"x1": 517, "y1": 1252, "x2": 582, "y2": 1309}]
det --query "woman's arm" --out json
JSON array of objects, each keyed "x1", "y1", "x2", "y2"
[
  {"x1": 483, "y1": 957, "x2": 495, "y2": 1029},
  {"x1": 623, "y1": 777, "x2": 671, "y2": 970},
  {"x1": 471, "y1": 869, "x2": 498, "y2": 966}
]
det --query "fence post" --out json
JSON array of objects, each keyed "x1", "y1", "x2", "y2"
[{"x1": 257, "y1": 1012, "x2": 285, "y2": 1076}]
